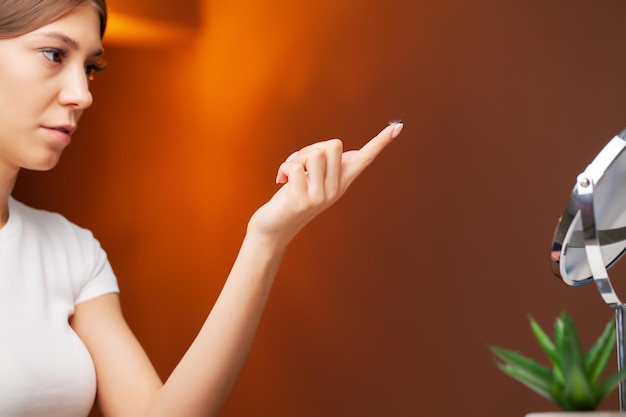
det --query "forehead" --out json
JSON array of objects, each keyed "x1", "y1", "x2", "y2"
[{"x1": 27, "y1": 3, "x2": 102, "y2": 52}]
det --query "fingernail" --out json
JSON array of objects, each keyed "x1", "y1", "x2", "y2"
[
  {"x1": 285, "y1": 151, "x2": 299, "y2": 162},
  {"x1": 389, "y1": 120, "x2": 404, "y2": 139}
]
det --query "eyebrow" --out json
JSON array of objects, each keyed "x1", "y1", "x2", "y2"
[{"x1": 34, "y1": 31, "x2": 103, "y2": 57}]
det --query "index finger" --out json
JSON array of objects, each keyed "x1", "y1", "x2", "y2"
[{"x1": 342, "y1": 121, "x2": 403, "y2": 183}]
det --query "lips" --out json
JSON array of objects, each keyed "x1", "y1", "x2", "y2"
[
  {"x1": 41, "y1": 124, "x2": 76, "y2": 145},
  {"x1": 46, "y1": 125, "x2": 76, "y2": 135}
]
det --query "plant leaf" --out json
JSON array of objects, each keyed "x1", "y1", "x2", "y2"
[
  {"x1": 585, "y1": 318, "x2": 615, "y2": 386},
  {"x1": 554, "y1": 314, "x2": 565, "y2": 356},
  {"x1": 561, "y1": 366, "x2": 598, "y2": 410},
  {"x1": 557, "y1": 312, "x2": 597, "y2": 410},
  {"x1": 593, "y1": 367, "x2": 626, "y2": 404},
  {"x1": 530, "y1": 315, "x2": 564, "y2": 384},
  {"x1": 493, "y1": 361, "x2": 556, "y2": 402},
  {"x1": 489, "y1": 346, "x2": 553, "y2": 382}
]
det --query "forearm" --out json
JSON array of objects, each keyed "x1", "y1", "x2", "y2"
[
  {"x1": 87, "y1": 124, "x2": 400, "y2": 417},
  {"x1": 145, "y1": 230, "x2": 287, "y2": 417}
]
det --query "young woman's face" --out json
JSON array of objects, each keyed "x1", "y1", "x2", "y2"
[{"x1": 0, "y1": 3, "x2": 103, "y2": 174}]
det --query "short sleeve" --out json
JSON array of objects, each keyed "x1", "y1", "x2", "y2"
[
  {"x1": 6, "y1": 197, "x2": 121, "y2": 307},
  {"x1": 74, "y1": 241, "x2": 119, "y2": 304}
]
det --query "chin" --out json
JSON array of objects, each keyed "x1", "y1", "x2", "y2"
[{"x1": 24, "y1": 152, "x2": 64, "y2": 172}]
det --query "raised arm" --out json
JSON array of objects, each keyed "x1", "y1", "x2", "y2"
[{"x1": 70, "y1": 121, "x2": 403, "y2": 417}]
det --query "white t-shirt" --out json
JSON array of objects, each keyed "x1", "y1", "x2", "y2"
[{"x1": 0, "y1": 197, "x2": 119, "y2": 417}]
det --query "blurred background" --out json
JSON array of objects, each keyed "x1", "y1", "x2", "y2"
[{"x1": 12, "y1": 0, "x2": 626, "y2": 415}]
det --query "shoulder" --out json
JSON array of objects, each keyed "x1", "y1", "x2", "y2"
[
  {"x1": 9, "y1": 197, "x2": 96, "y2": 242},
  {"x1": 8, "y1": 198, "x2": 119, "y2": 301},
  {"x1": 8, "y1": 197, "x2": 108, "y2": 268}
]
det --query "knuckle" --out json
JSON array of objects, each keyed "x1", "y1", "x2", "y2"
[
  {"x1": 310, "y1": 148, "x2": 324, "y2": 158},
  {"x1": 327, "y1": 138, "x2": 343, "y2": 153}
]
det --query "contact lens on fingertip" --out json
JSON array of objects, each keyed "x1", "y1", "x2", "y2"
[{"x1": 390, "y1": 120, "x2": 404, "y2": 139}]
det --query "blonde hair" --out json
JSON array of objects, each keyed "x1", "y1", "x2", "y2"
[{"x1": 0, "y1": 0, "x2": 107, "y2": 39}]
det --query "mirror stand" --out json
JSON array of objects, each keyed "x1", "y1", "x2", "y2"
[{"x1": 616, "y1": 305, "x2": 626, "y2": 410}]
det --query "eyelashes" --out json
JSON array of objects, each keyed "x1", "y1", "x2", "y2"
[
  {"x1": 40, "y1": 47, "x2": 107, "y2": 81},
  {"x1": 85, "y1": 57, "x2": 107, "y2": 81},
  {"x1": 41, "y1": 48, "x2": 65, "y2": 63}
]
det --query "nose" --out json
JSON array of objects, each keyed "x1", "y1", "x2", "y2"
[{"x1": 58, "y1": 64, "x2": 94, "y2": 110}]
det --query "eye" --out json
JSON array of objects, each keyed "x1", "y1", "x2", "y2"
[
  {"x1": 85, "y1": 57, "x2": 107, "y2": 81},
  {"x1": 41, "y1": 48, "x2": 66, "y2": 64}
]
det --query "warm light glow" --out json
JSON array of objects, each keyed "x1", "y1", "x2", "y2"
[{"x1": 104, "y1": 11, "x2": 196, "y2": 46}]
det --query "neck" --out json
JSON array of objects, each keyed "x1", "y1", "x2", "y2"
[
  {"x1": 0, "y1": 201, "x2": 7, "y2": 228},
  {"x1": 0, "y1": 169, "x2": 18, "y2": 229}
]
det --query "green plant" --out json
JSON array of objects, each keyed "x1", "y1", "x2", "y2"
[{"x1": 489, "y1": 311, "x2": 626, "y2": 411}]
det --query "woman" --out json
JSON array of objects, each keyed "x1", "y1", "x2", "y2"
[{"x1": 0, "y1": 1, "x2": 403, "y2": 416}]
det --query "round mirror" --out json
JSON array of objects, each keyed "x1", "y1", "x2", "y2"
[{"x1": 551, "y1": 129, "x2": 626, "y2": 286}]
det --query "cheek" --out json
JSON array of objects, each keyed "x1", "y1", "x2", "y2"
[
  {"x1": 0, "y1": 69, "x2": 24, "y2": 132},
  {"x1": 0, "y1": 61, "x2": 55, "y2": 122}
]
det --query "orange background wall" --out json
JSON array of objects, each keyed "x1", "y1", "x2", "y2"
[{"x1": 12, "y1": 0, "x2": 626, "y2": 416}]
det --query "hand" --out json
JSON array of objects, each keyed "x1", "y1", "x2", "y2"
[{"x1": 247, "y1": 121, "x2": 403, "y2": 247}]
